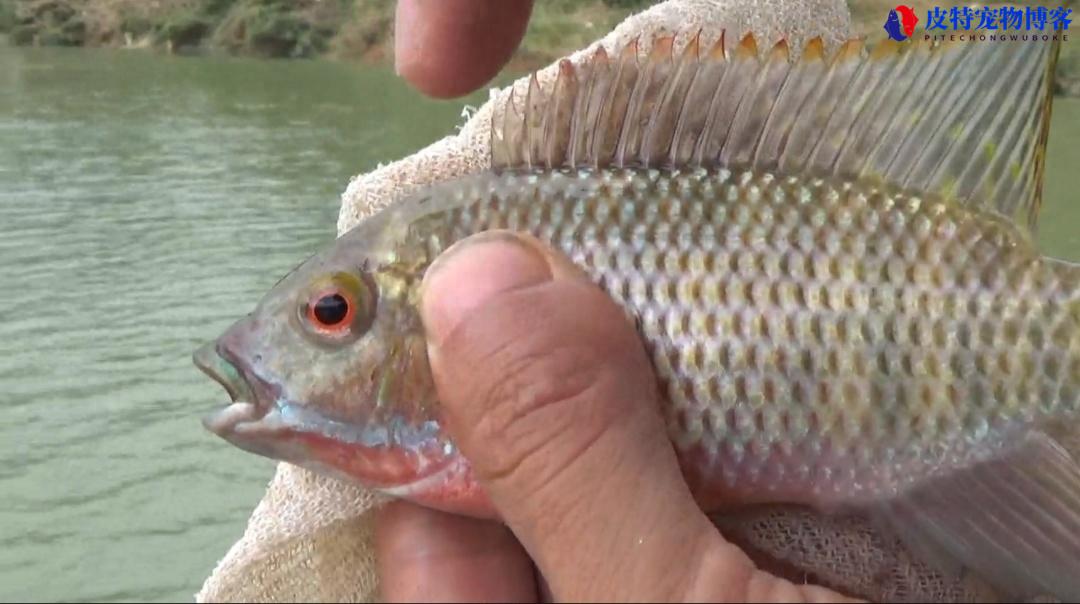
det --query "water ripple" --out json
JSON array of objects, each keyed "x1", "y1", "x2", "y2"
[
  {"x1": 3, "y1": 39, "x2": 1078, "y2": 604},
  {"x1": 0, "y1": 43, "x2": 481, "y2": 603}
]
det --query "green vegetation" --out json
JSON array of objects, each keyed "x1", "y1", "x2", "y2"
[
  {"x1": 9, "y1": 0, "x2": 87, "y2": 46},
  {"x1": 515, "y1": 0, "x2": 648, "y2": 65},
  {"x1": 1061, "y1": 41, "x2": 1080, "y2": 96},
  {"x1": 2, "y1": 0, "x2": 1076, "y2": 94},
  {"x1": 3, "y1": 0, "x2": 651, "y2": 61},
  {"x1": 0, "y1": 2, "x2": 16, "y2": 33},
  {"x1": 6, "y1": 0, "x2": 355, "y2": 56},
  {"x1": 203, "y1": 0, "x2": 339, "y2": 56}
]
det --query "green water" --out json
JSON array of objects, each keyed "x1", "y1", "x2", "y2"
[
  {"x1": 0, "y1": 43, "x2": 1077, "y2": 603},
  {"x1": 0, "y1": 44, "x2": 487, "y2": 602}
]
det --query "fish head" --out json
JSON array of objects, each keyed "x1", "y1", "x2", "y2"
[{"x1": 194, "y1": 218, "x2": 490, "y2": 517}]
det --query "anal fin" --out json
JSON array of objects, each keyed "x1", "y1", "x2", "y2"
[{"x1": 871, "y1": 428, "x2": 1080, "y2": 601}]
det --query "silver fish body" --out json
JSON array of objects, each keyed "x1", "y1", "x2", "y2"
[
  {"x1": 195, "y1": 32, "x2": 1080, "y2": 600},
  {"x1": 376, "y1": 164, "x2": 1080, "y2": 507}
]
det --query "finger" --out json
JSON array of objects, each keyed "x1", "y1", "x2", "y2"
[
  {"x1": 418, "y1": 230, "x2": 722, "y2": 600},
  {"x1": 419, "y1": 231, "x2": 860, "y2": 602},
  {"x1": 375, "y1": 500, "x2": 539, "y2": 603},
  {"x1": 394, "y1": 0, "x2": 534, "y2": 98}
]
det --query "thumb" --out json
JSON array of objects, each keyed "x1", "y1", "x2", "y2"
[{"x1": 418, "y1": 230, "x2": 738, "y2": 601}]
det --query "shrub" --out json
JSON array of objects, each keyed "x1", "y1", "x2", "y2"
[
  {"x1": 10, "y1": 0, "x2": 87, "y2": 46},
  {"x1": 0, "y1": 1, "x2": 16, "y2": 33}
]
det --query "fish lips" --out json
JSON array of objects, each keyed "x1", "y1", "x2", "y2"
[
  {"x1": 193, "y1": 340, "x2": 257, "y2": 405},
  {"x1": 193, "y1": 340, "x2": 292, "y2": 456},
  {"x1": 192, "y1": 341, "x2": 425, "y2": 482}
]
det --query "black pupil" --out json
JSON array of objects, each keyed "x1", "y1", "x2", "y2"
[{"x1": 313, "y1": 293, "x2": 349, "y2": 326}]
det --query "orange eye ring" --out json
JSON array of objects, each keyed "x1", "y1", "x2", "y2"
[
  {"x1": 306, "y1": 288, "x2": 357, "y2": 335},
  {"x1": 298, "y1": 271, "x2": 377, "y2": 344}
]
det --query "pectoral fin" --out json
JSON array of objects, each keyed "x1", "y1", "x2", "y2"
[{"x1": 872, "y1": 428, "x2": 1080, "y2": 601}]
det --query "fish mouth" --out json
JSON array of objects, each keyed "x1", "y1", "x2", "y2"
[
  {"x1": 192, "y1": 341, "x2": 280, "y2": 442},
  {"x1": 193, "y1": 341, "x2": 256, "y2": 405},
  {"x1": 192, "y1": 340, "x2": 461, "y2": 493}
]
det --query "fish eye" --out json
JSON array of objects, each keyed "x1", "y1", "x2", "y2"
[
  {"x1": 308, "y1": 290, "x2": 354, "y2": 331},
  {"x1": 299, "y1": 272, "x2": 376, "y2": 340}
]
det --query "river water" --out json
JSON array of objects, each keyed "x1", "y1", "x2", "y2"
[
  {"x1": 0, "y1": 44, "x2": 487, "y2": 602},
  {"x1": 0, "y1": 43, "x2": 1078, "y2": 602}
]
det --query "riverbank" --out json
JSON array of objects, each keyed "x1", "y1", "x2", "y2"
[
  {"x1": 0, "y1": 0, "x2": 649, "y2": 64},
  {"x1": 2, "y1": 0, "x2": 1077, "y2": 95}
]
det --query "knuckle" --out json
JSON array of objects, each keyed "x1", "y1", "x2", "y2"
[
  {"x1": 684, "y1": 539, "x2": 758, "y2": 602},
  {"x1": 747, "y1": 571, "x2": 806, "y2": 603}
]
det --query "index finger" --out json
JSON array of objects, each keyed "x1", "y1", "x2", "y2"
[{"x1": 394, "y1": 0, "x2": 535, "y2": 99}]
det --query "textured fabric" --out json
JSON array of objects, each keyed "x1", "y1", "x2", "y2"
[{"x1": 195, "y1": 2, "x2": 1035, "y2": 602}]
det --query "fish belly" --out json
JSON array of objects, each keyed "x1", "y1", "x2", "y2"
[{"x1": 431, "y1": 166, "x2": 1079, "y2": 511}]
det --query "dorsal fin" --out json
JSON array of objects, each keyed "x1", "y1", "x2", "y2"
[{"x1": 490, "y1": 32, "x2": 1061, "y2": 233}]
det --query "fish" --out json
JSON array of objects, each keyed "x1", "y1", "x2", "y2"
[
  {"x1": 883, "y1": 10, "x2": 906, "y2": 42},
  {"x1": 193, "y1": 31, "x2": 1080, "y2": 600}
]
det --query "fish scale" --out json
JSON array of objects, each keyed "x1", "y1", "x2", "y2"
[
  {"x1": 195, "y1": 32, "x2": 1080, "y2": 600},
  {"x1": 400, "y1": 165, "x2": 1079, "y2": 506}
]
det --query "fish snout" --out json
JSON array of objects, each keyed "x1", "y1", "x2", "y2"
[
  {"x1": 193, "y1": 314, "x2": 278, "y2": 414},
  {"x1": 193, "y1": 339, "x2": 255, "y2": 405},
  {"x1": 194, "y1": 319, "x2": 282, "y2": 444}
]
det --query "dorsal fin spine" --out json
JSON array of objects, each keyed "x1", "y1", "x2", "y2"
[
  {"x1": 885, "y1": 47, "x2": 968, "y2": 187},
  {"x1": 667, "y1": 33, "x2": 707, "y2": 166},
  {"x1": 932, "y1": 44, "x2": 1030, "y2": 202},
  {"x1": 721, "y1": 39, "x2": 792, "y2": 167},
  {"x1": 1027, "y1": 37, "x2": 1060, "y2": 227},
  {"x1": 491, "y1": 30, "x2": 1060, "y2": 233},
  {"x1": 904, "y1": 44, "x2": 1013, "y2": 192},
  {"x1": 566, "y1": 52, "x2": 596, "y2": 168},
  {"x1": 859, "y1": 42, "x2": 937, "y2": 180},
  {"x1": 820, "y1": 49, "x2": 898, "y2": 175},
  {"x1": 571, "y1": 53, "x2": 596, "y2": 168},
  {"x1": 751, "y1": 40, "x2": 800, "y2": 169},
  {"x1": 601, "y1": 49, "x2": 628, "y2": 168},
  {"x1": 838, "y1": 44, "x2": 915, "y2": 177},
  {"x1": 645, "y1": 34, "x2": 703, "y2": 167},
  {"x1": 639, "y1": 37, "x2": 677, "y2": 166},
  {"x1": 802, "y1": 41, "x2": 865, "y2": 174},
  {"x1": 614, "y1": 36, "x2": 673, "y2": 167},
  {"x1": 758, "y1": 39, "x2": 826, "y2": 171},
  {"x1": 689, "y1": 34, "x2": 732, "y2": 166},
  {"x1": 523, "y1": 73, "x2": 542, "y2": 169}
]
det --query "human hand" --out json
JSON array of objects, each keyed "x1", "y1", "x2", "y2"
[
  {"x1": 375, "y1": 231, "x2": 858, "y2": 602},
  {"x1": 394, "y1": 0, "x2": 535, "y2": 98}
]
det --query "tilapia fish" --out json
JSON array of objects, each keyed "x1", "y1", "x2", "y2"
[{"x1": 194, "y1": 32, "x2": 1080, "y2": 598}]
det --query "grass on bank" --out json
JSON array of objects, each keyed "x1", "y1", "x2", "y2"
[
  {"x1": 1, "y1": 0, "x2": 650, "y2": 61},
  {"x1": 1, "y1": 0, "x2": 1076, "y2": 94}
]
